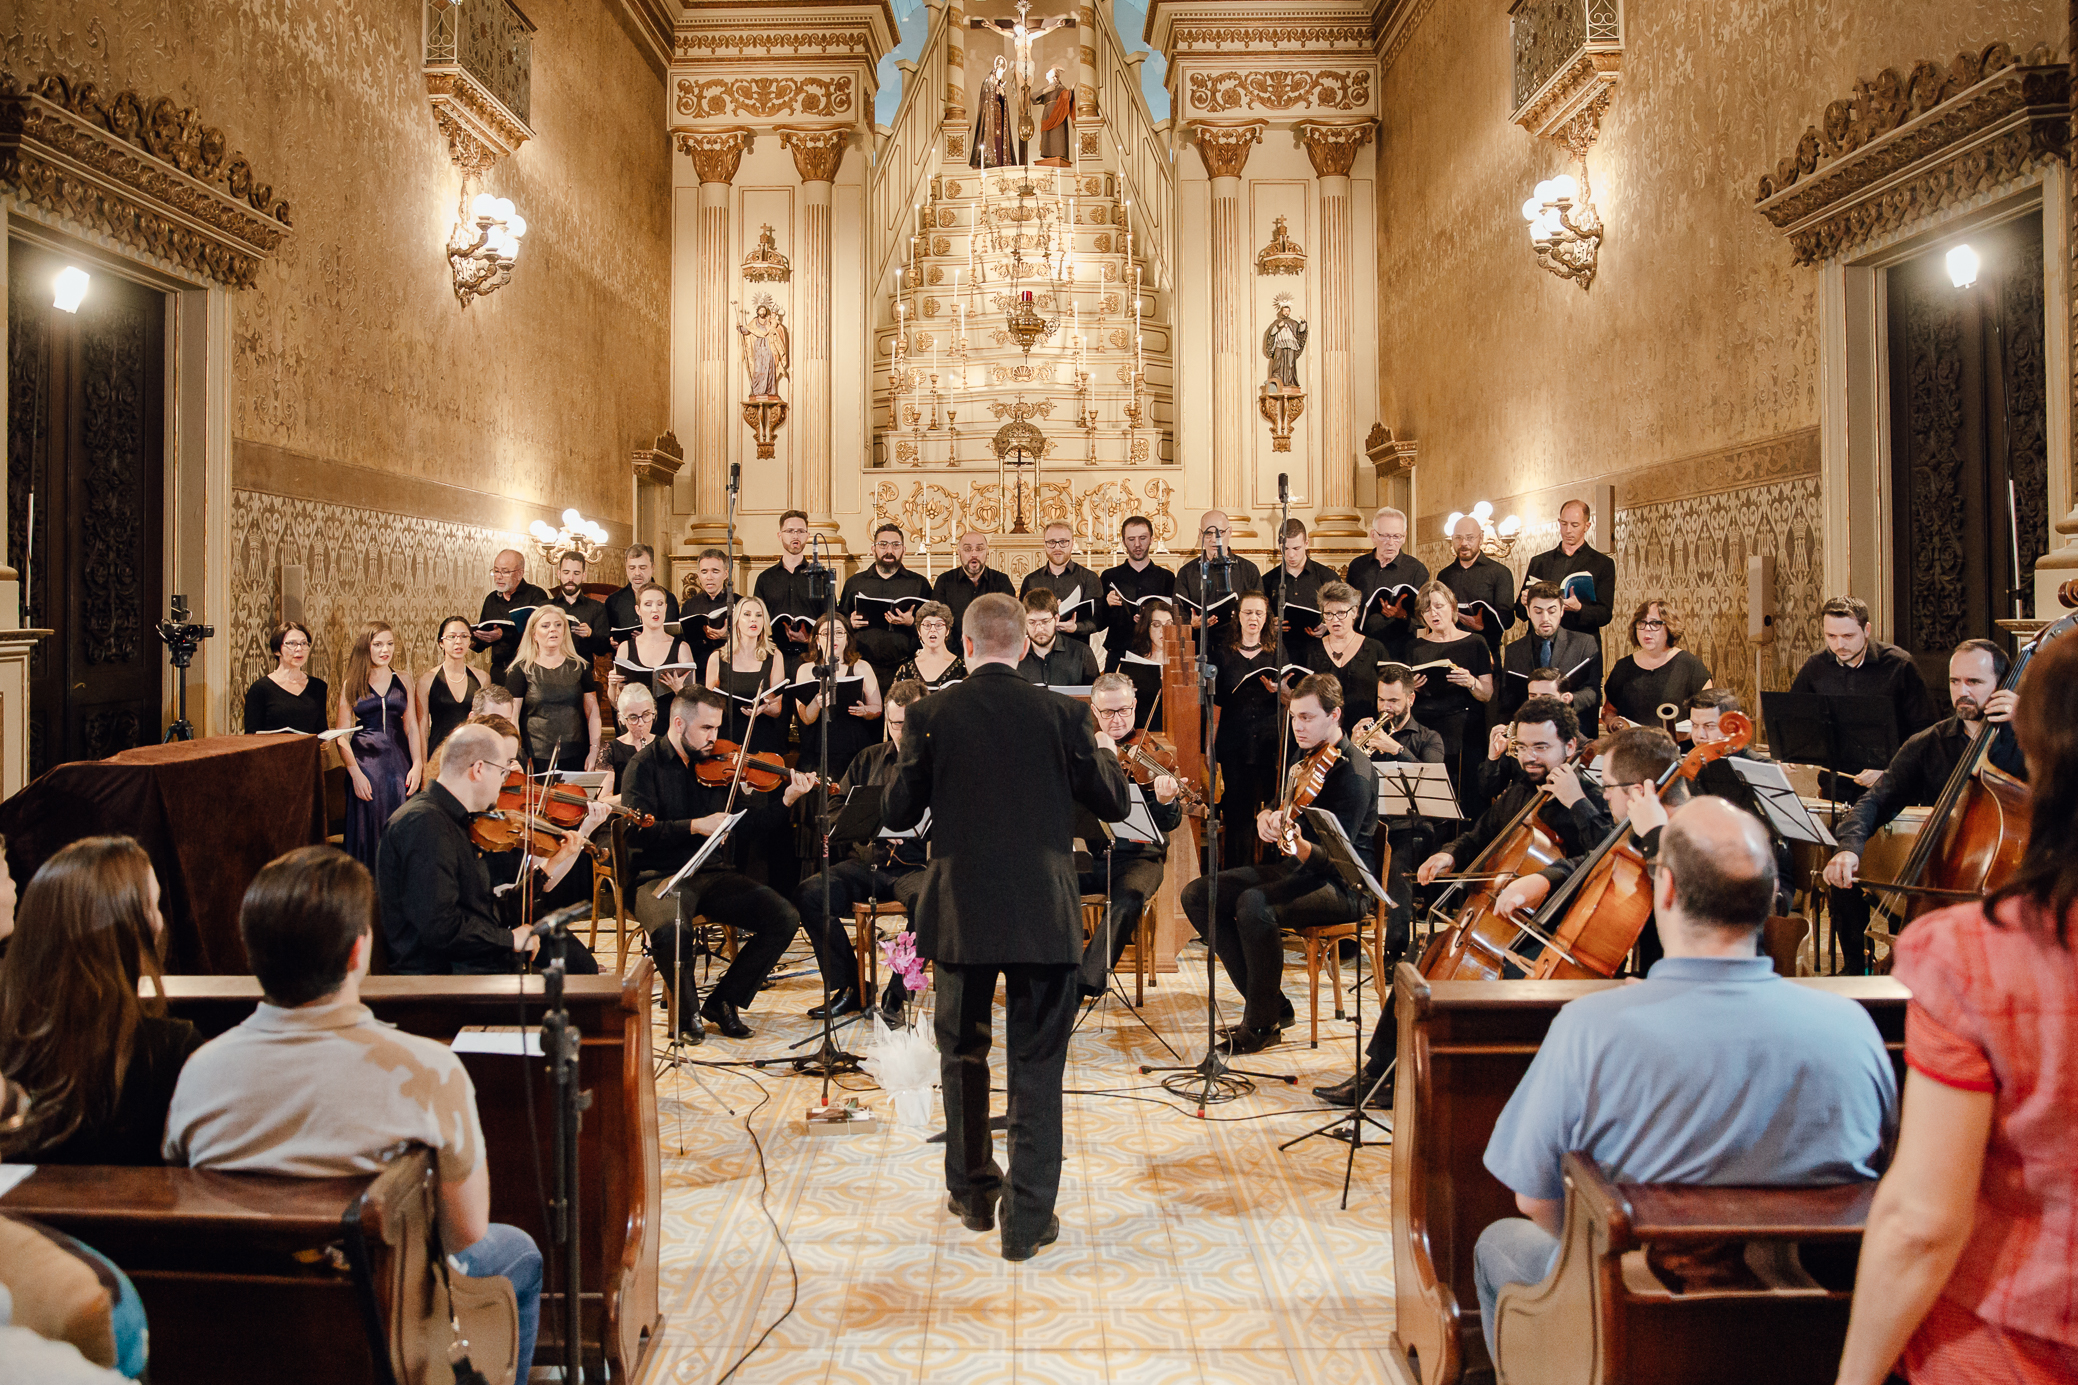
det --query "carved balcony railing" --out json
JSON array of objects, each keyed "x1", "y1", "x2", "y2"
[
  {"x1": 423, "y1": 0, "x2": 534, "y2": 171},
  {"x1": 1508, "y1": 0, "x2": 1621, "y2": 149}
]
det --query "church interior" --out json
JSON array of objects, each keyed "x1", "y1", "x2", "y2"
[{"x1": 2, "y1": 0, "x2": 2075, "y2": 1381}]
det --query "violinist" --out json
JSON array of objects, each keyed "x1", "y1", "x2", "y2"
[
  {"x1": 1077, "y1": 673, "x2": 1185, "y2": 1000},
  {"x1": 1489, "y1": 727, "x2": 1682, "y2": 970},
  {"x1": 793, "y1": 680, "x2": 930, "y2": 1023},
  {"x1": 1181, "y1": 674, "x2": 1378, "y2": 1055},
  {"x1": 374, "y1": 721, "x2": 606, "y2": 976},
  {"x1": 621, "y1": 687, "x2": 818, "y2": 1042},
  {"x1": 1414, "y1": 696, "x2": 1609, "y2": 889},
  {"x1": 1820, "y1": 640, "x2": 2025, "y2": 975},
  {"x1": 1018, "y1": 589, "x2": 1098, "y2": 687}
]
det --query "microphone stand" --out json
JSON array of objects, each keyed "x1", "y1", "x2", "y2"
[
  {"x1": 1271, "y1": 474, "x2": 1296, "y2": 806},
  {"x1": 530, "y1": 901, "x2": 591, "y2": 1384},
  {"x1": 724, "y1": 462, "x2": 742, "y2": 607},
  {"x1": 1140, "y1": 532, "x2": 1296, "y2": 1111}
]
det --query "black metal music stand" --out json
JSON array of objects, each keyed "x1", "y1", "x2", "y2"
[
  {"x1": 1758, "y1": 691, "x2": 1898, "y2": 821},
  {"x1": 1279, "y1": 806, "x2": 1393, "y2": 1207}
]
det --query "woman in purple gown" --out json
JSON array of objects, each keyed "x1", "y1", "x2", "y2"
[{"x1": 335, "y1": 620, "x2": 425, "y2": 868}]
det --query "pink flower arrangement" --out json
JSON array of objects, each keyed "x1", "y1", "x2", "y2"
[{"x1": 879, "y1": 932, "x2": 928, "y2": 995}]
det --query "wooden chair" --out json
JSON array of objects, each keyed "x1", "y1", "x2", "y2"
[
  {"x1": 1287, "y1": 842, "x2": 1392, "y2": 1048},
  {"x1": 1762, "y1": 914, "x2": 1811, "y2": 978},
  {"x1": 853, "y1": 899, "x2": 910, "y2": 998},
  {"x1": 588, "y1": 818, "x2": 633, "y2": 970},
  {"x1": 1492, "y1": 1151, "x2": 1873, "y2": 1385},
  {"x1": 1076, "y1": 894, "x2": 1159, "y2": 1006}
]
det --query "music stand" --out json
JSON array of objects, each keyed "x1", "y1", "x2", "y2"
[
  {"x1": 1759, "y1": 691, "x2": 1899, "y2": 816},
  {"x1": 1375, "y1": 761, "x2": 1461, "y2": 822},
  {"x1": 1280, "y1": 805, "x2": 1393, "y2": 1208},
  {"x1": 655, "y1": 812, "x2": 745, "y2": 1065},
  {"x1": 1725, "y1": 757, "x2": 1837, "y2": 848}
]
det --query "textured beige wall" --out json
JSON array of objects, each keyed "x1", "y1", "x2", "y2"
[
  {"x1": 1377, "y1": 0, "x2": 2060, "y2": 511},
  {"x1": 6, "y1": 0, "x2": 671, "y2": 520}
]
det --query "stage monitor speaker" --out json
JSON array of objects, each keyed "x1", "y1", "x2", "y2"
[{"x1": 1747, "y1": 554, "x2": 1777, "y2": 643}]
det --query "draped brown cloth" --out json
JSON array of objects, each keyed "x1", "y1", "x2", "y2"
[{"x1": 0, "y1": 734, "x2": 327, "y2": 973}]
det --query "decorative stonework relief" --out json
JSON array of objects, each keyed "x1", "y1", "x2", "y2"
[
  {"x1": 872, "y1": 477, "x2": 1179, "y2": 556},
  {"x1": 1169, "y1": 25, "x2": 1373, "y2": 51},
  {"x1": 673, "y1": 30, "x2": 870, "y2": 58},
  {"x1": 674, "y1": 76, "x2": 854, "y2": 120},
  {"x1": 1187, "y1": 70, "x2": 1371, "y2": 113},
  {"x1": 1255, "y1": 215, "x2": 1306, "y2": 274}
]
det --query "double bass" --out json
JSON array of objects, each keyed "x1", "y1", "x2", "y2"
[{"x1": 1861, "y1": 609, "x2": 2078, "y2": 938}]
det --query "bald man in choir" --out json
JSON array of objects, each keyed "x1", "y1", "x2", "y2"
[
  {"x1": 1174, "y1": 510, "x2": 1262, "y2": 637},
  {"x1": 1514, "y1": 498, "x2": 1616, "y2": 635},
  {"x1": 474, "y1": 549, "x2": 549, "y2": 683}
]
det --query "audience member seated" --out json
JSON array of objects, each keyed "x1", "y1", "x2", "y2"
[
  {"x1": 1834, "y1": 633, "x2": 2078, "y2": 1385},
  {"x1": 0, "y1": 837, "x2": 201, "y2": 1166},
  {"x1": 1472, "y1": 798, "x2": 1898, "y2": 1361},
  {"x1": 163, "y1": 846, "x2": 543, "y2": 1374}
]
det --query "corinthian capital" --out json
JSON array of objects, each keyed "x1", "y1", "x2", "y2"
[
  {"x1": 1297, "y1": 120, "x2": 1375, "y2": 179},
  {"x1": 675, "y1": 128, "x2": 751, "y2": 184},
  {"x1": 779, "y1": 126, "x2": 849, "y2": 183},
  {"x1": 1191, "y1": 121, "x2": 1266, "y2": 180}
]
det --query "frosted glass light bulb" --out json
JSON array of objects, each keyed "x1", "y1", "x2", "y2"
[
  {"x1": 1522, "y1": 198, "x2": 1542, "y2": 222},
  {"x1": 507, "y1": 215, "x2": 527, "y2": 239},
  {"x1": 471, "y1": 192, "x2": 497, "y2": 220},
  {"x1": 493, "y1": 197, "x2": 516, "y2": 222},
  {"x1": 53, "y1": 266, "x2": 90, "y2": 312},
  {"x1": 1549, "y1": 173, "x2": 1579, "y2": 202},
  {"x1": 1472, "y1": 501, "x2": 1493, "y2": 521},
  {"x1": 1946, "y1": 244, "x2": 1980, "y2": 288}
]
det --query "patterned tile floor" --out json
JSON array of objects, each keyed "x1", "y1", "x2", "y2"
[{"x1": 631, "y1": 938, "x2": 1401, "y2": 1384}]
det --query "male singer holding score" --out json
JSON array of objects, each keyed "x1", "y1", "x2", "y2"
[{"x1": 883, "y1": 593, "x2": 1130, "y2": 1262}]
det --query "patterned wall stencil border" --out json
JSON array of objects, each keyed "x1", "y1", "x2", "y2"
[
  {"x1": 231, "y1": 489, "x2": 622, "y2": 730},
  {"x1": 1417, "y1": 474, "x2": 1824, "y2": 733}
]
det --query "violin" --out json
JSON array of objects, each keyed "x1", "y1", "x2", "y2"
[
  {"x1": 1272, "y1": 739, "x2": 1342, "y2": 857},
  {"x1": 498, "y1": 770, "x2": 654, "y2": 830},
  {"x1": 1116, "y1": 730, "x2": 1207, "y2": 815},
  {"x1": 693, "y1": 740, "x2": 840, "y2": 796},
  {"x1": 468, "y1": 807, "x2": 607, "y2": 862},
  {"x1": 1507, "y1": 710, "x2": 1754, "y2": 980}
]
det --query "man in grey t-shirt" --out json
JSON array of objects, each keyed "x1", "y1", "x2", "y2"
[
  {"x1": 1473, "y1": 799, "x2": 1898, "y2": 1364},
  {"x1": 164, "y1": 843, "x2": 544, "y2": 1373}
]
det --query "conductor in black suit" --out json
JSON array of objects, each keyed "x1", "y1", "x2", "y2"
[{"x1": 883, "y1": 592, "x2": 1132, "y2": 1262}]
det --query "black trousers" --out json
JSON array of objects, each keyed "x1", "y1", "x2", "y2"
[
  {"x1": 1075, "y1": 854, "x2": 1165, "y2": 994},
  {"x1": 793, "y1": 859, "x2": 924, "y2": 999},
  {"x1": 1217, "y1": 758, "x2": 1275, "y2": 870},
  {"x1": 1181, "y1": 860, "x2": 1361, "y2": 1030},
  {"x1": 1827, "y1": 885, "x2": 1871, "y2": 976},
  {"x1": 646, "y1": 870, "x2": 801, "y2": 1018},
  {"x1": 935, "y1": 961, "x2": 1078, "y2": 1249}
]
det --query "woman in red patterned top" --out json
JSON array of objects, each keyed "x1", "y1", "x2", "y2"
[{"x1": 1835, "y1": 632, "x2": 2078, "y2": 1384}]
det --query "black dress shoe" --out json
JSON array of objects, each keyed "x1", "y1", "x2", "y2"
[
  {"x1": 1314, "y1": 1075, "x2": 1391, "y2": 1108},
  {"x1": 947, "y1": 1191, "x2": 998, "y2": 1233},
  {"x1": 808, "y1": 991, "x2": 863, "y2": 1021},
  {"x1": 1216, "y1": 1024, "x2": 1281, "y2": 1056},
  {"x1": 671, "y1": 1022, "x2": 706, "y2": 1047},
  {"x1": 700, "y1": 996, "x2": 753, "y2": 1039},
  {"x1": 1002, "y1": 1214, "x2": 1061, "y2": 1262}
]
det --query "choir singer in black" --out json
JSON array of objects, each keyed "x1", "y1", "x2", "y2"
[{"x1": 883, "y1": 593, "x2": 1131, "y2": 1262}]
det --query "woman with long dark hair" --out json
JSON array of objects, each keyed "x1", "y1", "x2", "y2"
[
  {"x1": 0, "y1": 837, "x2": 200, "y2": 1164},
  {"x1": 1835, "y1": 632, "x2": 2078, "y2": 1384},
  {"x1": 336, "y1": 621, "x2": 424, "y2": 867},
  {"x1": 416, "y1": 615, "x2": 486, "y2": 759},
  {"x1": 1215, "y1": 591, "x2": 1279, "y2": 867},
  {"x1": 794, "y1": 612, "x2": 884, "y2": 781}
]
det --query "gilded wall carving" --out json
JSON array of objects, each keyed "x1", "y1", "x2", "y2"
[
  {"x1": 872, "y1": 477, "x2": 1179, "y2": 557},
  {"x1": 1186, "y1": 70, "x2": 1371, "y2": 113},
  {"x1": 10, "y1": 0, "x2": 670, "y2": 526},
  {"x1": 1170, "y1": 25, "x2": 1373, "y2": 51},
  {"x1": 673, "y1": 75, "x2": 854, "y2": 119},
  {"x1": 672, "y1": 30, "x2": 870, "y2": 57}
]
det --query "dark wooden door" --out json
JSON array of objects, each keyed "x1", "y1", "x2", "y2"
[
  {"x1": 1885, "y1": 214, "x2": 2050, "y2": 689},
  {"x1": 7, "y1": 242, "x2": 167, "y2": 774}
]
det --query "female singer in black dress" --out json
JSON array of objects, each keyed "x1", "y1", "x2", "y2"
[
  {"x1": 705, "y1": 596, "x2": 788, "y2": 754},
  {"x1": 895, "y1": 601, "x2": 968, "y2": 690},
  {"x1": 504, "y1": 607, "x2": 602, "y2": 772},
  {"x1": 1303, "y1": 581, "x2": 1389, "y2": 732},
  {"x1": 794, "y1": 614, "x2": 883, "y2": 781},
  {"x1": 1119, "y1": 599, "x2": 1177, "y2": 731},
  {"x1": 416, "y1": 616, "x2": 485, "y2": 759},
  {"x1": 1603, "y1": 599, "x2": 1713, "y2": 732},
  {"x1": 605, "y1": 683, "x2": 657, "y2": 794},
  {"x1": 1407, "y1": 580, "x2": 1494, "y2": 792},
  {"x1": 242, "y1": 621, "x2": 330, "y2": 733},
  {"x1": 613, "y1": 584, "x2": 696, "y2": 697},
  {"x1": 1215, "y1": 591, "x2": 1279, "y2": 869},
  {"x1": 336, "y1": 621, "x2": 425, "y2": 869}
]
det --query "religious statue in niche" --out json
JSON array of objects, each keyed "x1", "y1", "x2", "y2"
[
  {"x1": 1259, "y1": 295, "x2": 1308, "y2": 452},
  {"x1": 737, "y1": 300, "x2": 791, "y2": 400},
  {"x1": 1261, "y1": 296, "x2": 1308, "y2": 390},
  {"x1": 969, "y1": 56, "x2": 1025, "y2": 169},
  {"x1": 1031, "y1": 66, "x2": 1075, "y2": 167}
]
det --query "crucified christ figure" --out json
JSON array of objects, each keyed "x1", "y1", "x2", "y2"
[{"x1": 969, "y1": 1, "x2": 1076, "y2": 146}]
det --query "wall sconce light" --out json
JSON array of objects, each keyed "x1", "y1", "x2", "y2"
[
  {"x1": 1522, "y1": 172, "x2": 1602, "y2": 290},
  {"x1": 1445, "y1": 500, "x2": 1524, "y2": 558},
  {"x1": 1946, "y1": 244, "x2": 1980, "y2": 289},
  {"x1": 53, "y1": 266, "x2": 90, "y2": 313},
  {"x1": 448, "y1": 190, "x2": 528, "y2": 307},
  {"x1": 528, "y1": 508, "x2": 609, "y2": 566}
]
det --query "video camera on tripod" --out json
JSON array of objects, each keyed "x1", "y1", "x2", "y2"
[{"x1": 156, "y1": 593, "x2": 213, "y2": 741}]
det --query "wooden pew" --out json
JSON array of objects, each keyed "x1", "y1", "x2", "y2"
[
  {"x1": 1493, "y1": 1152, "x2": 1874, "y2": 1385},
  {"x1": 1388, "y1": 966, "x2": 1906, "y2": 1385},
  {"x1": 159, "y1": 963, "x2": 664, "y2": 1382},
  {"x1": 2, "y1": 1148, "x2": 473, "y2": 1385}
]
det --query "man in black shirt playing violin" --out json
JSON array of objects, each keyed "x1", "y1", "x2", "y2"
[
  {"x1": 1182, "y1": 673, "x2": 1378, "y2": 1055},
  {"x1": 1078, "y1": 673, "x2": 1185, "y2": 1000}
]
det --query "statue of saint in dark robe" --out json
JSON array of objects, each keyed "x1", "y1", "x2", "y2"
[
  {"x1": 969, "y1": 56, "x2": 1024, "y2": 169},
  {"x1": 1031, "y1": 67, "x2": 1074, "y2": 168}
]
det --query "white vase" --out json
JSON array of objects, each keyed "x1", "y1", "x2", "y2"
[{"x1": 893, "y1": 1087, "x2": 935, "y2": 1128}]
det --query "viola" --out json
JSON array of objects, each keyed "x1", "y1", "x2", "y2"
[
  {"x1": 1116, "y1": 729, "x2": 1207, "y2": 815},
  {"x1": 469, "y1": 807, "x2": 607, "y2": 862},
  {"x1": 497, "y1": 770, "x2": 654, "y2": 830},
  {"x1": 1272, "y1": 738, "x2": 1342, "y2": 857},
  {"x1": 1509, "y1": 710, "x2": 1755, "y2": 980},
  {"x1": 1863, "y1": 610, "x2": 2077, "y2": 940}
]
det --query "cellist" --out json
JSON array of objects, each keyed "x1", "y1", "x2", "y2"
[
  {"x1": 1413, "y1": 696, "x2": 1609, "y2": 889},
  {"x1": 1820, "y1": 639, "x2": 2025, "y2": 974}
]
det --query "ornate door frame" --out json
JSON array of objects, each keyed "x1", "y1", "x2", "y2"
[{"x1": 2, "y1": 73, "x2": 292, "y2": 761}]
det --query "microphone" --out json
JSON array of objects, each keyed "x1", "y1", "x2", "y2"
[
  {"x1": 530, "y1": 902, "x2": 594, "y2": 936},
  {"x1": 811, "y1": 662, "x2": 838, "y2": 680},
  {"x1": 1278, "y1": 473, "x2": 1289, "y2": 504},
  {"x1": 728, "y1": 462, "x2": 741, "y2": 496}
]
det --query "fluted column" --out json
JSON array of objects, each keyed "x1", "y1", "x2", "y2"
[
  {"x1": 1299, "y1": 120, "x2": 1375, "y2": 539},
  {"x1": 781, "y1": 127, "x2": 849, "y2": 536},
  {"x1": 678, "y1": 128, "x2": 749, "y2": 544},
  {"x1": 1195, "y1": 122, "x2": 1264, "y2": 533},
  {"x1": 1076, "y1": 3, "x2": 1100, "y2": 143}
]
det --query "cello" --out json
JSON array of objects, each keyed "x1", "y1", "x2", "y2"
[
  {"x1": 1860, "y1": 609, "x2": 2078, "y2": 940},
  {"x1": 1414, "y1": 759, "x2": 1583, "y2": 981}
]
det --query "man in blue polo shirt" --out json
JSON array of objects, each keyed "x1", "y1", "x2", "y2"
[{"x1": 1474, "y1": 797, "x2": 1898, "y2": 1359}]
